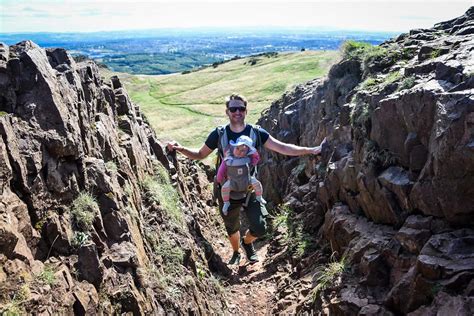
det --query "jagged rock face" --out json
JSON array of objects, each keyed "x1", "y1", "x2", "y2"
[
  {"x1": 0, "y1": 41, "x2": 226, "y2": 314},
  {"x1": 257, "y1": 7, "x2": 474, "y2": 315}
]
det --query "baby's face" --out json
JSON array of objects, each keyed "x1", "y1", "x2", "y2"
[{"x1": 233, "y1": 145, "x2": 249, "y2": 157}]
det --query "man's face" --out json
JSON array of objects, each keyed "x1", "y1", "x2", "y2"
[
  {"x1": 226, "y1": 105, "x2": 247, "y2": 124},
  {"x1": 233, "y1": 145, "x2": 249, "y2": 158}
]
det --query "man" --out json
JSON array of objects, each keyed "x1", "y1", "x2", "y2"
[{"x1": 167, "y1": 94, "x2": 327, "y2": 265}]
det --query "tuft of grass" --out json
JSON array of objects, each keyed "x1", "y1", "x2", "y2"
[
  {"x1": 37, "y1": 265, "x2": 56, "y2": 286},
  {"x1": 360, "y1": 77, "x2": 379, "y2": 90},
  {"x1": 385, "y1": 71, "x2": 402, "y2": 85},
  {"x1": 71, "y1": 192, "x2": 99, "y2": 231},
  {"x1": 364, "y1": 140, "x2": 398, "y2": 171},
  {"x1": 290, "y1": 228, "x2": 315, "y2": 258},
  {"x1": 142, "y1": 164, "x2": 182, "y2": 225},
  {"x1": 311, "y1": 255, "x2": 348, "y2": 300},
  {"x1": 0, "y1": 111, "x2": 8, "y2": 117},
  {"x1": 429, "y1": 49, "x2": 442, "y2": 59},
  {"x1": 341, "y1": 40, "x2": 374, "y2": 60},
  {"x1": 398, "y1": 76, "x2": 416, "y2": 91},
  {"x1": 159, "y1": 238, "x2": 185, "y2": 274},
  {"x1": 105, "y1": 161, "x2": 118, "y2": 173},
  {"x1": 350, "y1": 102, "x2": 371, "y2": 128},
  {"x1": 1, "y1": 284, "x2": 30, "y2": 315},
  {"x1": 145, "y1": 235, "x2": 184, "y2": 275},
  {"x1": 152, "y1": 161, "x2": 171, "y2": 185}
]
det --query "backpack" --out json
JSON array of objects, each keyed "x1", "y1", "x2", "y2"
[{"x1": 213, "y1": 124, "x2": 262, "y2": 202}]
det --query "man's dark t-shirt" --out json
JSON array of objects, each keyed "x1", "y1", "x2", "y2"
[{"x1": 205, "y1": 124, "x2": 270, "y2": 152}]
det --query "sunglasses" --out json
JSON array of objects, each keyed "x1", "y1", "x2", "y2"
[{"x1": 229, "y1": 107, "x2": 246, "y2": 113}]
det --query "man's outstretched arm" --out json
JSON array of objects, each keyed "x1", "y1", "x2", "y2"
[
  {"x1": 167, "y1": 142, "x2": 214, "y2": 160},
  {"x1": 263, "y1": 135, "x2": 322, "y2": 156}
]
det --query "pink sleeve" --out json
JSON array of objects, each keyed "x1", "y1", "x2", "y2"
[
  {"x1": 217, "y1": 160, "x2": 227, "y2": 184},
  {"x1": 250, "y1": 151, "x2": 260, "y2": 166}
]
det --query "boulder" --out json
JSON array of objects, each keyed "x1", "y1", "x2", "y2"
[{"x1": 77, "y1": 243, "x2": 104, "y2": 287}]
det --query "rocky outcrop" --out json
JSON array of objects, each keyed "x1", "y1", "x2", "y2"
[
  {"x1": 0, "y1": 41, "x2": 226, "y2": 314},
  {"x1": 258, "y1": 7, "x2": 474, "y2": 314}
]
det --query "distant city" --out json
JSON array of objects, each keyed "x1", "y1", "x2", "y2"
[{"x1": 0, "y1": 28, "x2": 397, "y2": 74}]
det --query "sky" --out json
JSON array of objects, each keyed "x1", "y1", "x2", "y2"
[{"x1": 0, "y1": 0, "x2": 472, "y2": 33}]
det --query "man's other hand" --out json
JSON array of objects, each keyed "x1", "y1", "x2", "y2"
[{"x1": 166, "y1": 141, "x2": 184, "y2": 152}]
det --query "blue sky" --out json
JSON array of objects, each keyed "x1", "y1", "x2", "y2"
[{"x1": 0, "y1": 0, "x2": 472, "y2": 33}]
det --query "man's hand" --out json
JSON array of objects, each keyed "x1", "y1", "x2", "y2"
[
  {"x1": 309, "y1": 146, "x2": 322, "y2": 155},
  {"x1": 166, "y1": 141, "x2": 184, "y2": 153}
]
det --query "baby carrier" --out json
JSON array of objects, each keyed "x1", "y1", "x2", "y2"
[
  {"x1": 225, "y1": 156, "x2": 253, "y2": 193},
  {"x1": 213, "y1": 124, "x2": 262, "y2": 202}
]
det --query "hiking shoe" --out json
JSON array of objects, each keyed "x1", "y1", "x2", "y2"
[
  {"x1": 241, "y1": 238, "x2": 258, "y2": 263},
  {"x1": 320, "y1": 137, "x2": 331, "y2": 162},
  {"x1": 228, "y1": 251, "x2": 241, "y2": 265}
]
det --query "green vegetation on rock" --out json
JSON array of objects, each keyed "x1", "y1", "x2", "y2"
[
  {"x1": 311, "y1": 255, "x2": 348, "y2": 300},
  {"x1": 71, "y1": 192, "x2": 99, "y2": 231},
  {"x1": 141, "y1": 163, "x2": 182, "y2": 226}
]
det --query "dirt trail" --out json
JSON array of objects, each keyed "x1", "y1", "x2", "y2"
[{"x1": 215, "y1": 240, "x2": 280, "y2": 315}]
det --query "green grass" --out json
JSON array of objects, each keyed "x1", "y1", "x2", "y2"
[
  {"x1": 141, "y1": 163, "x2": 182, "y2": 226},
  {"x1": 398, "y1": 76, "x2": 416, "y2": 90},
  {"x1": 105, "y1": 161, "x2": 118, "y2": 173},
  {"x1": 311, "y1": 255, "x2": 348, "y2": 300},
  {"x1": 101, "y1": 50, "x2": 338, "y2": 149},
  {"x1": 71, "y1": 192, "x2": 99, "y2": 231},
  {"x1": 37, "y1": 265, "x2": 56, "y2": 286}
]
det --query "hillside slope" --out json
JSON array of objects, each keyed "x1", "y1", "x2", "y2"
[{"x1": 104, "y1": 50, "x2": 338, "y2": 147}]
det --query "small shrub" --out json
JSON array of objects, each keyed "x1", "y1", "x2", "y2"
[
  {"x1": 196, "y1": 267, "x2": 206, "y2": 280},
  {"x1": 401, "y1": 47, "x2": 416, "y2": 60},
  {"x1": 340, "y1": 40, "x2": 373, "y2": 60},
  {"x1": 71, "y1": 192, "x2": 99, "y2": 231},
  {"x1": 364, "y1": 140, "x2": 398, "y2": 171},
  {"x1": 430, "y1": 49, "x2": 442, "y2": 59},
  {"x1": 245, "y1": 57, "x2": 259, "y2": 66},
  {"x1": 71, "y1": 231, "x2": 90, "y2": 248},
  {"x1": 398, "y1": 76, "x2": 416, "y2": 90},
  {"x1": 0, "y1": 111, "x2": 8, "y2": 117}
]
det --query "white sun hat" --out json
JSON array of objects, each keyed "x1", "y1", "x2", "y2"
[{"x1": 229, "y1": 135, "x2": 256, "y2": 154}]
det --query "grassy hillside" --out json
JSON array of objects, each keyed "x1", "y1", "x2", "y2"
[{"x1": 103, "y1": 50, "x2": 339, "y2": 150}]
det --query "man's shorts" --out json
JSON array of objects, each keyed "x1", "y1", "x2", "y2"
[{"x1": 219, "y1": 193, "x2": 268, "y2": 237}]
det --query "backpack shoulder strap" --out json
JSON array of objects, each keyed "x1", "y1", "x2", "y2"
[
  {"x1": 217, "y1": 124, "x2": 229, "y2": 158},
  {"x1": 248, "y1": 124, "x2": 263, "y2": 151}
]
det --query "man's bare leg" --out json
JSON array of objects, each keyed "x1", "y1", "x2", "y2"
[
  {"x1": 229, "y1": 231, "x2": 241, "y2": 252},
  {"x1": 243, "y1": 231, "x2": 257, "y2": 244}
]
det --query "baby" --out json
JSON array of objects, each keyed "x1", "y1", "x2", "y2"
[{"x1": 217, "y1": 135, "x2": 266, "y2": 215}]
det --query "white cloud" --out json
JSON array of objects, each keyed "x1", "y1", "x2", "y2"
[{"x1": 0, "y1": 1, "x2": 472, "y2": 33}]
